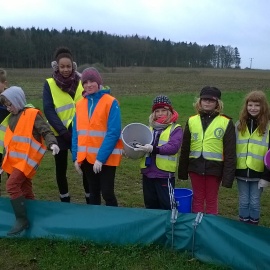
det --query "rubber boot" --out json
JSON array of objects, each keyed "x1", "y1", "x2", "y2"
[{"x1": 7, "y1": 196, "x2": 29, "y2": 236}]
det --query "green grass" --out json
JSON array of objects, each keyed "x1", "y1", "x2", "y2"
[{"x1": 1, "y1": 67, "x2": 270, "y2": 269}]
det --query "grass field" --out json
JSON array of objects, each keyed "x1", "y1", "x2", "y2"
[{"x1": 1, "y1": 67, "x2": 270, "y2": 269}]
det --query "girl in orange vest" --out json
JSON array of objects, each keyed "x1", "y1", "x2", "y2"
[
  {"x1": 72, "y1": 67, "x2": 122, "y2": 206},
  {"x1": 0, "y1": 86, "x2": 59, "y2": 236}
]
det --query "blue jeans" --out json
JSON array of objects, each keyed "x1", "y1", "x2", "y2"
[{"x1": 237, "y1": 179, "x2": 263, "y2": 222}]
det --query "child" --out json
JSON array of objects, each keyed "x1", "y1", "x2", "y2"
[
  {"x1": 0, "y1": 86, "x2": 60, "y2": 236},
  {"x1": 178, "y1": 86, "x2": 236, "y2": 215},
  {"x1": 72, "y1": 67, "x2": 122, "y2": 206},
  {"x1": 0, "y1": 68, "x2": 10, "y2": 195},
  {"x1": 235, "y1": 90, "x2": 270, "y2": 225},
  {"x1": 135, "y1": 95, "x2": 183, "y2": 210}
]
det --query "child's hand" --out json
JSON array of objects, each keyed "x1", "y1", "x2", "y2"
[
  {"x1": 74, "y1": 160, "x2": 83, "y2": 175},
  {"x1": 93, "y1": 160, "x2": 103, "y2": 174},
  {"x1": 50, "y1": 144, "x2": 60, "y2": 155},
  {"x1": 134, "y1": 144, "x2": 153, "y2": 153}
]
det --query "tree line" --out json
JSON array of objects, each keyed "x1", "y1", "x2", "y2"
[{"x1": 0, "y1": 26, "x2": 241, "y2": 69}]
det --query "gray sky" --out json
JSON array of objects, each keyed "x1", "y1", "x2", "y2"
[{"x1": 1, "y1": 0, "x2": 269, "y2": 69}]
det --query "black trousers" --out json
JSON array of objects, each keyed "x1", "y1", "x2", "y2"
[
  {"x1": 81, "y1": 161, "x2": 118, "y2": 206},
  {"x1": 54, "y1": 150, "x2": 89, "y2": 195},
  {"x1": 142, "y1": 175, "x2": 175, "y2": 210}
]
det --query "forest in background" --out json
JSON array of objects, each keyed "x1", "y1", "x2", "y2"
[{"x1": 0, "y1": 26, "x2": 241, "y2": 69}]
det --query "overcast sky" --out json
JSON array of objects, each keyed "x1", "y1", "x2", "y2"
[{"x1": 1, "y1": 0, "x2": 269, "y2": 69}]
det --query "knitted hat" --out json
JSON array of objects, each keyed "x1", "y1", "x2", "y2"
[
  {"x1": 200, "y1": 86, "x2": 221, "y2": 101},
  {"x1": 81, "y1": 67, "x2": 102, "y2": 86},
  {"x1": 152, "y1": 95, "x2": 173, "y2": 112}
]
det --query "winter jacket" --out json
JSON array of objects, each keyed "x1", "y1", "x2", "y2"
[{"x1": 178, "y1": 112, "x2": 236, "y2": 188}]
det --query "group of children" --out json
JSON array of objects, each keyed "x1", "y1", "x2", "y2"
[{"x1": 0, "y1": 48, "x2": 269, "y2": 236}]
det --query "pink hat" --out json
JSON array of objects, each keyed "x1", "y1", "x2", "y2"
[{"x1": 81, "y1": 67, "x2": 102, "y2": 86}]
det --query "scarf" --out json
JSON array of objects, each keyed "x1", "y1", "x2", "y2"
[
  {"x1": 52, "y1": 69, "x2": 80, "y2": 96},
  {"x1": 150, "y1": 110, "x2": 179, "y2": 130}
]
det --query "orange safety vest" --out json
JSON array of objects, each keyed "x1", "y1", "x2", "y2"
[
  {"x1": 2, "y1": 108, "x2": 47, "y2": 179},
  {"x1": 76, "y1": 94, "x2": 123, "y2": 166}
]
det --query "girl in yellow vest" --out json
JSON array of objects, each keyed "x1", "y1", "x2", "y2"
[
  {"x1": 72, "y1": 67, "x2": 122, "y2": 206},
  {"x1": 43, "y1": 47, "x2": 90, "y2": 203},
  {"x1": 235, "y1": 90, "x2": 270, "y2": 225},
  {"x1": 135, "y1": 95, "x2": 183, "y2": 210},
  {"x1": 0, "y1": 86, "x2": 59, "y2": 236},
  {"x1": 178, "y1": 86, "x2": 236, "y2": 214},
  {"x1": 0, "y1": 68, "x2": 9, "y2": 195}
]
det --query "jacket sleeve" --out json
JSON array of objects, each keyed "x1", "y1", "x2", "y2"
[
  {"x1": 260, "y1": 130, "x2": 270, "y2": 181},
  {"x1": 221, "y1": 119, "x2": 236, "y2": 188},
  {"x1": 178, "y1": 120, "x2": 191, "y2": 180},
  {"x1": 97, "y1": 99, "x2": 121, "y2": 164},
  {"x1": 42, "y1": 81, "x2": 68, "y2": 136}
]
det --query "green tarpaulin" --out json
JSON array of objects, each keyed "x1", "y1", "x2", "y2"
[{"x1": 1, "y1": 197, "x2": 269, "y2": 270}]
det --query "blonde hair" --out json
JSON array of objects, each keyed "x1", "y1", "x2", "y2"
[
  {"x1": 0, "y1": 68, "x2": 7, "y2": 83},
  {"x1": 193, "y1": 97, "x2": 224, "y2": 114},
  {"x1": 238, "y1": 90, "x2": 270, "y2": 136}
]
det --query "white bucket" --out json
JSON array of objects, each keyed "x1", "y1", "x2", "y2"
[{"x1": 121, "y1": 123, "x2": 153, "y2": 159}]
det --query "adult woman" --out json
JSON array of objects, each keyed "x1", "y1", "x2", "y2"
[{"x1": 43, "y1": 47, "x2": 89, "y2": 203}]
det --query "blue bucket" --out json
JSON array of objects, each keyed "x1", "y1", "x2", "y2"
[{"x1": 174, "y1": 188, "x2": 193, "y2": 213}]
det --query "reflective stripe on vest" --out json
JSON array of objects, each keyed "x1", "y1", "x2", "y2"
[
  {"x1": 189, "y1": 114, "x2": 229, "y2": 161},
  {"x1": 236, "y1": 120, "x2": 269, "y2": 172},
  {"x1": 2, "y1": 108, "x2": 47, "y2": 178},
  {"x1": 140, "y1": 123, "x2": 181, "y2": 172},
  {"x1": 0, "y1": 114, "x2": 10, "y2": 153},
  {"x1": 47, "y1": 78, "x2": 83, "y2": 135},
  {"x1": 76, "y1": 94, "x2": 123, "y2": 166}
]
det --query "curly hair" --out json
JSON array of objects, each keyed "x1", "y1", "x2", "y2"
[
  {"x1": 237, "y1": 90, "x2": 270, "y2": 136},
  {"x1": 54, "y1": 47, "x2": 73, "y2": 63}
]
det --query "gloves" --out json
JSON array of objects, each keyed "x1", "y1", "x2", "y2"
[
  {"x1": 74, "y1": 160, "x2": 83, "y2": 175},
  {"x1": 62, "y1": 131, "x2": 72, "y2": 144},
  {"x1": 134, "y1": 144, "x2": 153, "y2": 153},
  {"x1": 93, "y1": 160, "x2": 103, "y2": 174},
  {"x1": 258, "y1": 179, "x2": 269, "y2": 189},
  {"x1": 50, "y1": 144, "x2": 60, "y2": 155}
]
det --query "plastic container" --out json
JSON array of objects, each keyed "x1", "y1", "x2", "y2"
[
  {"x1": 174, "y1": 188, "x2": 193, "y2": 213},
  {"x1": 121, "y1": 123, "x2": 153, "y2": 159}
]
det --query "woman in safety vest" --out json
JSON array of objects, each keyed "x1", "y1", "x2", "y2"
[
  {"x1": 134, "y1": 95, "x2": 183, "y2": 210},
  {"x1": 72, "y1": 67, "x2": 122, "y2": 206},
  {"x1": 43, "y1": 47, "x2": 89, "y2": 203},
  {"x1": 0, "y1": 68, "x2": 9, "y2": 194},
  {"x1": 235, "y1": 90, "x2": 270, "y2": 225},
  {"x1": 0, "y1": 86, "x2": 59, "y2": 236},
  {"x1": 178, "y1": 86, "x2": 236, "y2": 215}
]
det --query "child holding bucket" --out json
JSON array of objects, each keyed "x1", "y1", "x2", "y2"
[
  {"x1": 134, "y1": 95, "x2": 183, "y2": 210},
  {"x1": 235, "y1": 90, "x2": 270, "y2": 225},
  {"x1": 178, "y1": 86, "x2": 236, "y2": 215}
]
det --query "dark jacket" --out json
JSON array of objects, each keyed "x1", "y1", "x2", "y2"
[
  {"x1": 178, "y1": 112, "x2": 236, "y2": 188},
  {"x1": 235, "y1": 116, "x2": 270, "y2": 181}
]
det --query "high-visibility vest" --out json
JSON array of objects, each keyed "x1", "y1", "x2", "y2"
[
  {"x1": 0, "y1": 114, "x2": 10, "y2": 154},
  {"x1": 236, "y1": 121, "x2": 269, "y2": 172},
  {"x1": 76, "y1": 94, "x2": 123, "y2": 166},
  {"x1": 189, "y1": 114, "x2": 229, "y2": 161},
  {"x1": 140, "y1": 124, "x2": 181, "y2": 172},
  {"x1": 2, "y1": 108, "x2": 47, "y2": 178},
  {"x1": 47, "y1": 78, "x2": 83, "y2": 135}
]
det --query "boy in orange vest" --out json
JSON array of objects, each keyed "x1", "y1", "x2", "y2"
[{"x1": 0, "y1": 86, "x2": 60, "y2": 236}]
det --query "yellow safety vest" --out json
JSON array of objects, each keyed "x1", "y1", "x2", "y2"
[
  {"x1": 46, "y1": 78, "x2": 83, "y2": 135},
  {"x1": 189, "y1": 114, "x2": 229, "y2": 161},
  {"x1": 236, "y1": 121, "x2": 269, "y2": 172},
  {"x1": 0, "y1": 114, "x2": 10, "y2": 154},
  {"x1": 140, "y1": 123, "x2": 181, "y2": 172}
]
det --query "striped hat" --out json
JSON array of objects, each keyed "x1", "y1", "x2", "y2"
[{"x1": 152, "y1": 95, "x2": 173, "y2": 112}]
